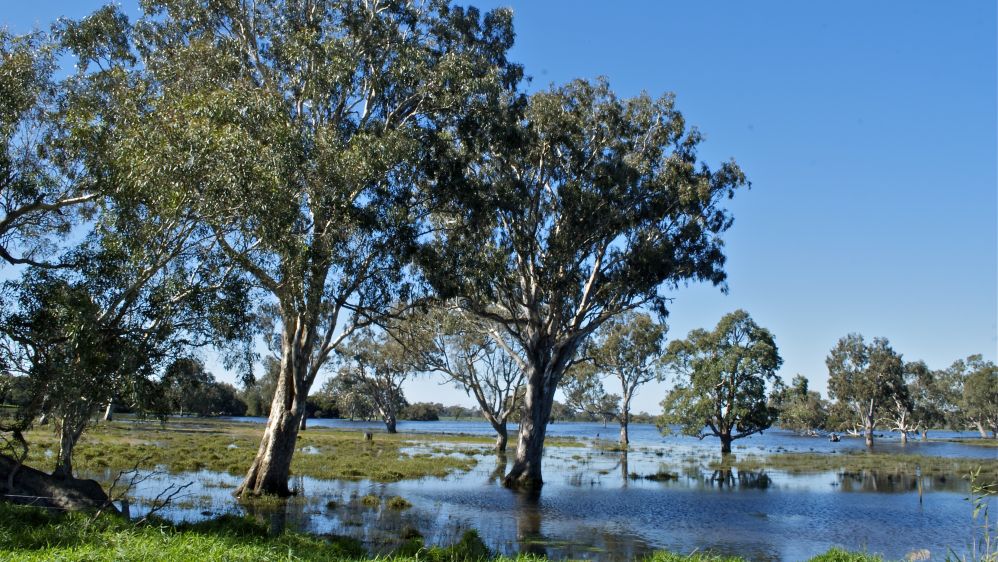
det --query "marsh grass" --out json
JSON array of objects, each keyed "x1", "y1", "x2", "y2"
[
  {"x1": 721, "y1": 452, "x2": 998, "y2": 485},
  {"x1": 21, "y1": 419, "x2": 485, "y2": 483}
]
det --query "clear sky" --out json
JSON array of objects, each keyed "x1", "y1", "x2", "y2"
[{"x1": 4, "y1": 1, "x2": 996, "y2": 414}]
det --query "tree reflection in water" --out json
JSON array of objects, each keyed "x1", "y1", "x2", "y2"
[
  {"x1": 515, "y1": 490, "x2": 545, "y2": 557},
  {"x1": 707, "y1": 468, "x2": 772, "y2": 489}
]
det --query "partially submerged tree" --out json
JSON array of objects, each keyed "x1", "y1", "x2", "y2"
[
  {"x1": 826, "y1": 334, "x2": 907, "y2": 448},
  {"x1": 97, "y1": 0, "x2": 520, "y2": 496},
  {"x1": 423, "y1": 79, "x2": 746, "y2": 488},
  {"x1": 770, "y1": 375, "x2": 828, "y2": 435},
  {"x1": 588, "y1": 312, "x2": 665, "y2": 445},
  {"x1": 658, "y1": 310, "x2": 782, "y2": 454},
  {"x1": 951, "y1": 355, "x2": 998, "y2": 439},
  {"x1": 413, "y1": 306, "x2": 524, "y2": 451}
]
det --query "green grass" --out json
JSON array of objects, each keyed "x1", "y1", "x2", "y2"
[
  {"x1": 947, "y1": 438, "x2": 998, "y2": 448},
  {"x1": 22, "y1": 418, "x2": 486, "y2": 483},
  {"x1": 0, "y1": 502, "x2": 890, "y2": 562},
  {"x1": 719, "y1": 451, "x2": 998, "y2": 485},
  {"x1": 21, "y1": 417, "x2": 583, "y2": 484}
]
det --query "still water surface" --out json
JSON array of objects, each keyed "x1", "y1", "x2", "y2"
[{"x1": 110, "y1": 419, "x2": 997, "y2": 561}]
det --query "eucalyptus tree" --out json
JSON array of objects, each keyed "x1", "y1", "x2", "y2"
[
  {"x1": 93, "y1": 0, "x2": 519, "y2": 496},
  {"x1": 771, "y1": 374, "x2": 828, "y2": 435},
  {"x1": 422, "y1": 79, "x2": 747, "y2": 488},
  {"x1": 589, "y1": 311, "x2": 665, "y2": 445},
  {"x1": 0, "y1": 209, "x2": 242, "y2": 479},
  {"x1": 337, "y1": 329, "x2": 411, "y2": 433},
  {"x1": 826, "y1": 334, "x2": 907, "y2": 448},
  {"x1": 0, "y1": 29, "x2": 95, "y2": 268},
  {"x1": 950, "y1": 355, "x2": 998, "y2": 438},
  {"x1": 897, "y1": 360, "x2": 948, "y2": 441},
  {"x1": 658, "y1": 310, "x2": 782, "y2": 454},
  {"x1": 561, "y1": 361, "x2": 620, "y2": 426},
  {"x1": 409, "y1": 306, "x2": 524, "y2": 451}
]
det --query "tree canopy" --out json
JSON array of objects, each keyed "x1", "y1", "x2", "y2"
[{"x1": 658, "y1": 310, "x2": 781, "y2": 454}]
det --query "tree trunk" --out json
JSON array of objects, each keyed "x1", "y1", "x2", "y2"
[
  {"x1": 103, "y1": 402, "x2": 114, "y2": 422},
  {"x1": 494, "y1": 423, "x2": 508, "y2": 452},
  {"x1": 299, "y1": 412, "x2": 307, "y2": 431},
  {"x1": 503, "y1": 367, "x2": 555, "y2": 490},
  {"x1": 920, "y1": 429, "x2": 928, "y2": 441},
  {"x1": 864, "y1": 411, "x2": 875, "y2": 448},
  {"x1": 236, "y1": 321, "x2": 312, "y2": 497},
  {"x1": 720, "y1": 432, "x2": 733, "y2": 454},
  {"x1": 619, "y1": 450, "x2": 629, "y2": 487},
  {"x1": 976, "y1": 421, "x2": 988, "y2": 438},
  {"x1": 53, "y1": 419, "x2": 84, "y2": 480},
  {"x1": 385, "y1": 415, "x2": 397, "y2": 434},
  {"x1": 900, "y1": 430, "x2": 908, "y2": 445}
]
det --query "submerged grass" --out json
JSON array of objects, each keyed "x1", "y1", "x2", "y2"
[
  {"x1": 0, "y1": 502, "x2": 890, "y2": 562},
  {"x1": 721, "y1": 451, "x2": 998, "y2": 485}
]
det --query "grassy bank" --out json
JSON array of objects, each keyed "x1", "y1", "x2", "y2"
[{"x1": 0, "y1": 502, "x2": 884, "y2": 562}]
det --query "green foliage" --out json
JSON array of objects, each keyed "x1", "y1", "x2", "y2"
[
  {"x1": 0, "y1": 28, "x2": 92, "y2": 268},
  {"x1": 402, "y1": 403, "x2": 441, "y2": 421},
  {"x1": 771, "y1": 374, "x2": 829, "y2": 434},
  {"x1": 952, "y1": 356, "x2": 998, "y2": 438},
  {"x1": 826, "y1": 335, "x2": 907, "y2": 443},
  {"x1": 658, "y1": 310, "x2": 782, "y2": 451}
]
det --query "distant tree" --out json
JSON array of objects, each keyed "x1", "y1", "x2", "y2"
[
  {"x1": 658, "y1": 310, "x2": 782, "y2": 454},
  {"x1": 306, "y1": 380, "x2": 340, "y2": 419},
  {"x1": 898, "y1": 361, "x2": 952, "y2": 441},
  {"x1": 826, "y1": 334, "x2": 907, "y2": 448},
  {"x1": 772, "y1": 375, "x2": 828, "y2": 435},
  {"x1": 162, "y1": 358, "x2": 214, "y2": 417},
  {"x1": 162, "y1": 358, "x2": 247, "y2": 417},
  {"x1": 549, "y1": 401, "x2": 577, "y2": 423},
  {"x1": 588, "y1": 312, "x2": 665, "y2": 445},
  {"x1": 422, "y1": 79, "x2": 747, "y2": 488},
  {"x1": 338, "y1": 330, "x2": 411, "y2": 433},
  {"x1": 412, "y1": 306, "x2": 524, "y2": 451},
  {"x1": 239, "y1": 357, "x2": 280, "y2": 418},
  {"x1": 561, "y1": 362, "x2": 620, "y2": 426},
  {"x1": 402, "y1": 403, "x2": 441, "y2": 421},
  {"x1": 951, "y1": 355, "x2": 998, "y2": 439}
]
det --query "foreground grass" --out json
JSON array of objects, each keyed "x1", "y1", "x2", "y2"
[{"x1": 0, "y1": 503, "x2": 885, "y2": 562}]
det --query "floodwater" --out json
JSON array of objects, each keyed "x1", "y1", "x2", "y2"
[{"x1": 99, "y1": 420, "x2": 998, "y2": 561}]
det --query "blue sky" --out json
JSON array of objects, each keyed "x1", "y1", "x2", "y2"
[{"x1": 4, "y1": 1, "x2": 996, "y2": 413}]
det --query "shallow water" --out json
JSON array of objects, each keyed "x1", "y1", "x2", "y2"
[
  {"x1": 103, "y1": 421, "x2": 997, "y2": 561},
  {"x1": 225, "y1": 417, "x2": 998, "y2": 459}
]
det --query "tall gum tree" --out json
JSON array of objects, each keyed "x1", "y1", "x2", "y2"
[
  {"x1": 100, "y1": 0, "x2": 520, "y2": 496},
  {"x1": 422, "y1": 79, "x2": 747, "y2": 489}
]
